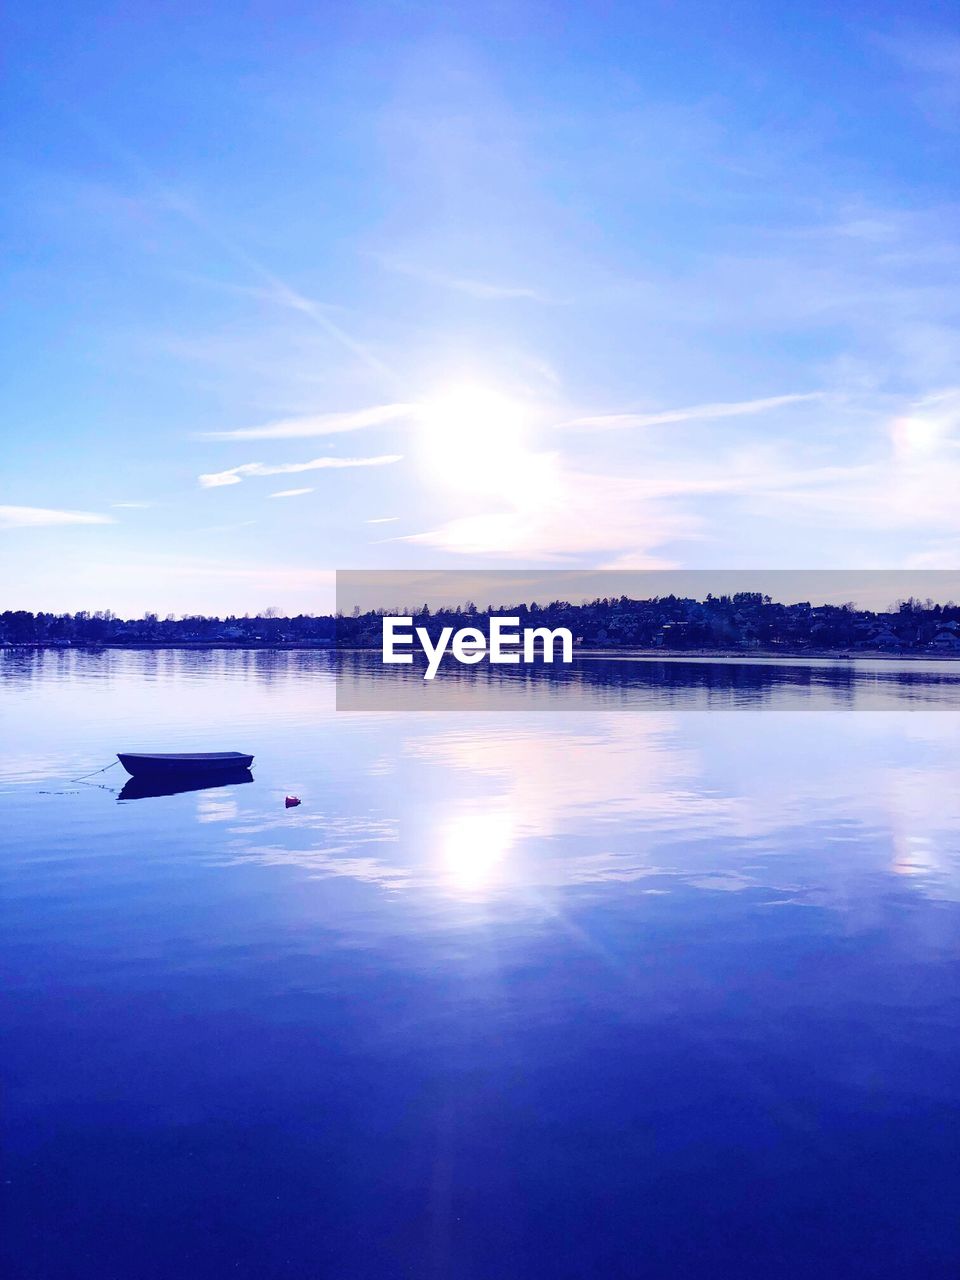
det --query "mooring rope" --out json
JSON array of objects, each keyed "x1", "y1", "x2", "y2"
[{"x1": 69, "y1": 759, "x2": 121, "y2": 783}]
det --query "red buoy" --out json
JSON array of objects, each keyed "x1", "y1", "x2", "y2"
[{"x1": 285, "y1": 795, "x2": 301, "y2": 808}]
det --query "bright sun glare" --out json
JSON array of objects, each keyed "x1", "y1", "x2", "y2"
[
  {"x1": 440, "y1": 809, "x2": 516, "y2": 893},
  {"x1": 416, "y1": 383, "x2": 536, "y2": 500}
]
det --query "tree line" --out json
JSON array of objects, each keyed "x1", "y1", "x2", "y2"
[{"x1": 4, "y1": 593, "x2": 960, "y2": 652}]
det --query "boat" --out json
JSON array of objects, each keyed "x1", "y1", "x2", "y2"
[
  {"x1": 118, "y1": 767, "x2": 254, "y2": 801},
  {"x1": 117, "y1": 751, "x2": 254, "y2": 777}
]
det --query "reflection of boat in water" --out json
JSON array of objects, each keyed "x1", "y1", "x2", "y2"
[
  {"x1": 118, "y1": 767, "x2": 254, "y2": 801},
  {"x1": 117, "y1": 751, "x2": 254, "y2": 777}
]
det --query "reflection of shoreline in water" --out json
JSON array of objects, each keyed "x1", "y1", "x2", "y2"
[
  {"x1": 5, "y1": 645, "x2": 960, "y2": 716},
  {"x1": 335, "y1": 650, "x2": 960, "y2": 711},
  {"x1": 118, "y1": 767, "x2": 254, "y2": 801},
  {"x1": 5, "y1": 647, "x2": 960, "y2": 712}
]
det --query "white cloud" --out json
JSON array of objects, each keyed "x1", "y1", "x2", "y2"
[
  {"x1": 110, "y1": 501, "x2": 155, "y2": 509},
  {"x1": 404, "y1": 465, "x2": 701, "y2": 561},
  {"x1": 560, "y1": 392, "x2": 823, "y2": 431},
  {"x1": 404, "y1": 386, "x2": 960, "y2": 563},
  {"x1": 366, "y1": 516, "x2": 399, "y2": 524},
  {"x1": 199, "y1": 454, "x2": 403, "y2": 488},
  {"x1": 0, "y1": 505, "x2": 115, "y2": 529},
  {"x1": 200, "y1": 402, "x2": 414, "y2": 441},
  {"x1": 269, "y1": 487, "x2": 314, "y2": 498},
  {"x1": 748, "y1": 388, "x2": 960, "y2": 533}
]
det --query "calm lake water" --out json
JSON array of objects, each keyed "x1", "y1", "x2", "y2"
[{"x1": 2, "y1": 649, "x2": 960, "y2": 1278}]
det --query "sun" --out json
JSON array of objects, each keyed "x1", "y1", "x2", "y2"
[{"x1": 415, "y1": 382, "x2": 535, "y2": 500}]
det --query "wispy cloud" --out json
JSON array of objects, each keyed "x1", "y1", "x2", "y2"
[
  {"x1": 0, "y1": 505, "x2": 115, "y2": 529},
  {"x1": 374, "y1": 254, "x2": 559, "y2": 302},
  {"x1": 402, "y1": 385, "x2": 960, "y2": 564},
  {"x1": 560, "y1": 392, "x2": 823, "y2": 431},
  {"x1": 402, "y1": 492, "x2": 692, "y2": 563},
  {"x1": 199, "y1": 454, "x2": 403, "y2": 488},
  {"x1": 65, "y1": 117, "x2": 394, "y2": 378},
  {"x1": 269, "y1": 487, "x2": 314, "y2": 498},
  {"x1": 366, "y1": 516, "x2": 400, "y2": 524},
  {"x1": 190, "y1": 520, "x2": 258, "y2": 533},
  {"x1": 200, "y1": 402, "x2": 415, "y2": 441},
  {"x1": 874, "y1": 30, "x2": 960, "y2": 127},
  {"x1": 110, "y1": 501, "x2": 155, "y2": 509}
]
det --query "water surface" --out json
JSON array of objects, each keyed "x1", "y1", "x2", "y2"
[{"x1": 2, "y1": 650, "x2": 959, "y2": 1278}]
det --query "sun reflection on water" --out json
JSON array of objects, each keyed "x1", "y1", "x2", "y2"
[{"x1": 438, "y1": 808, "x2": 516, "y2": 894}]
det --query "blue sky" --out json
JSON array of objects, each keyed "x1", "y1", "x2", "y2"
[{"x1": 2, "y1": 0, "x2": 959, "y2": 614}]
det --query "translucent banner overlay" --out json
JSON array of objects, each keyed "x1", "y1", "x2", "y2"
[{"x1": 334, "y1": 570, "x2": 960, "y2": 711}]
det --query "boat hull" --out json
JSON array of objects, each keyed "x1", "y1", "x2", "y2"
[{"x1": 117, "y1": 751, "x2": 254, "y2": 777}]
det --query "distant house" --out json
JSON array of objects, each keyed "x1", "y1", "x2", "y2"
[
  {"x1": 868, "y1": 628, "x2": 901, "y2": 651},
  {"x1": 929, "y1": 630, "x2": 960, "y2": 653}
]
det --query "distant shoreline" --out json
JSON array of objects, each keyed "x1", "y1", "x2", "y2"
[{"x1": 4, "y1": 642, "x2": 960, "y2": 662}]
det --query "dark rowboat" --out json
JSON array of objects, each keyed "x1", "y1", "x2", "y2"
[{"x1": 117, "y1": 751, "x2": 254, "y2": 777}]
